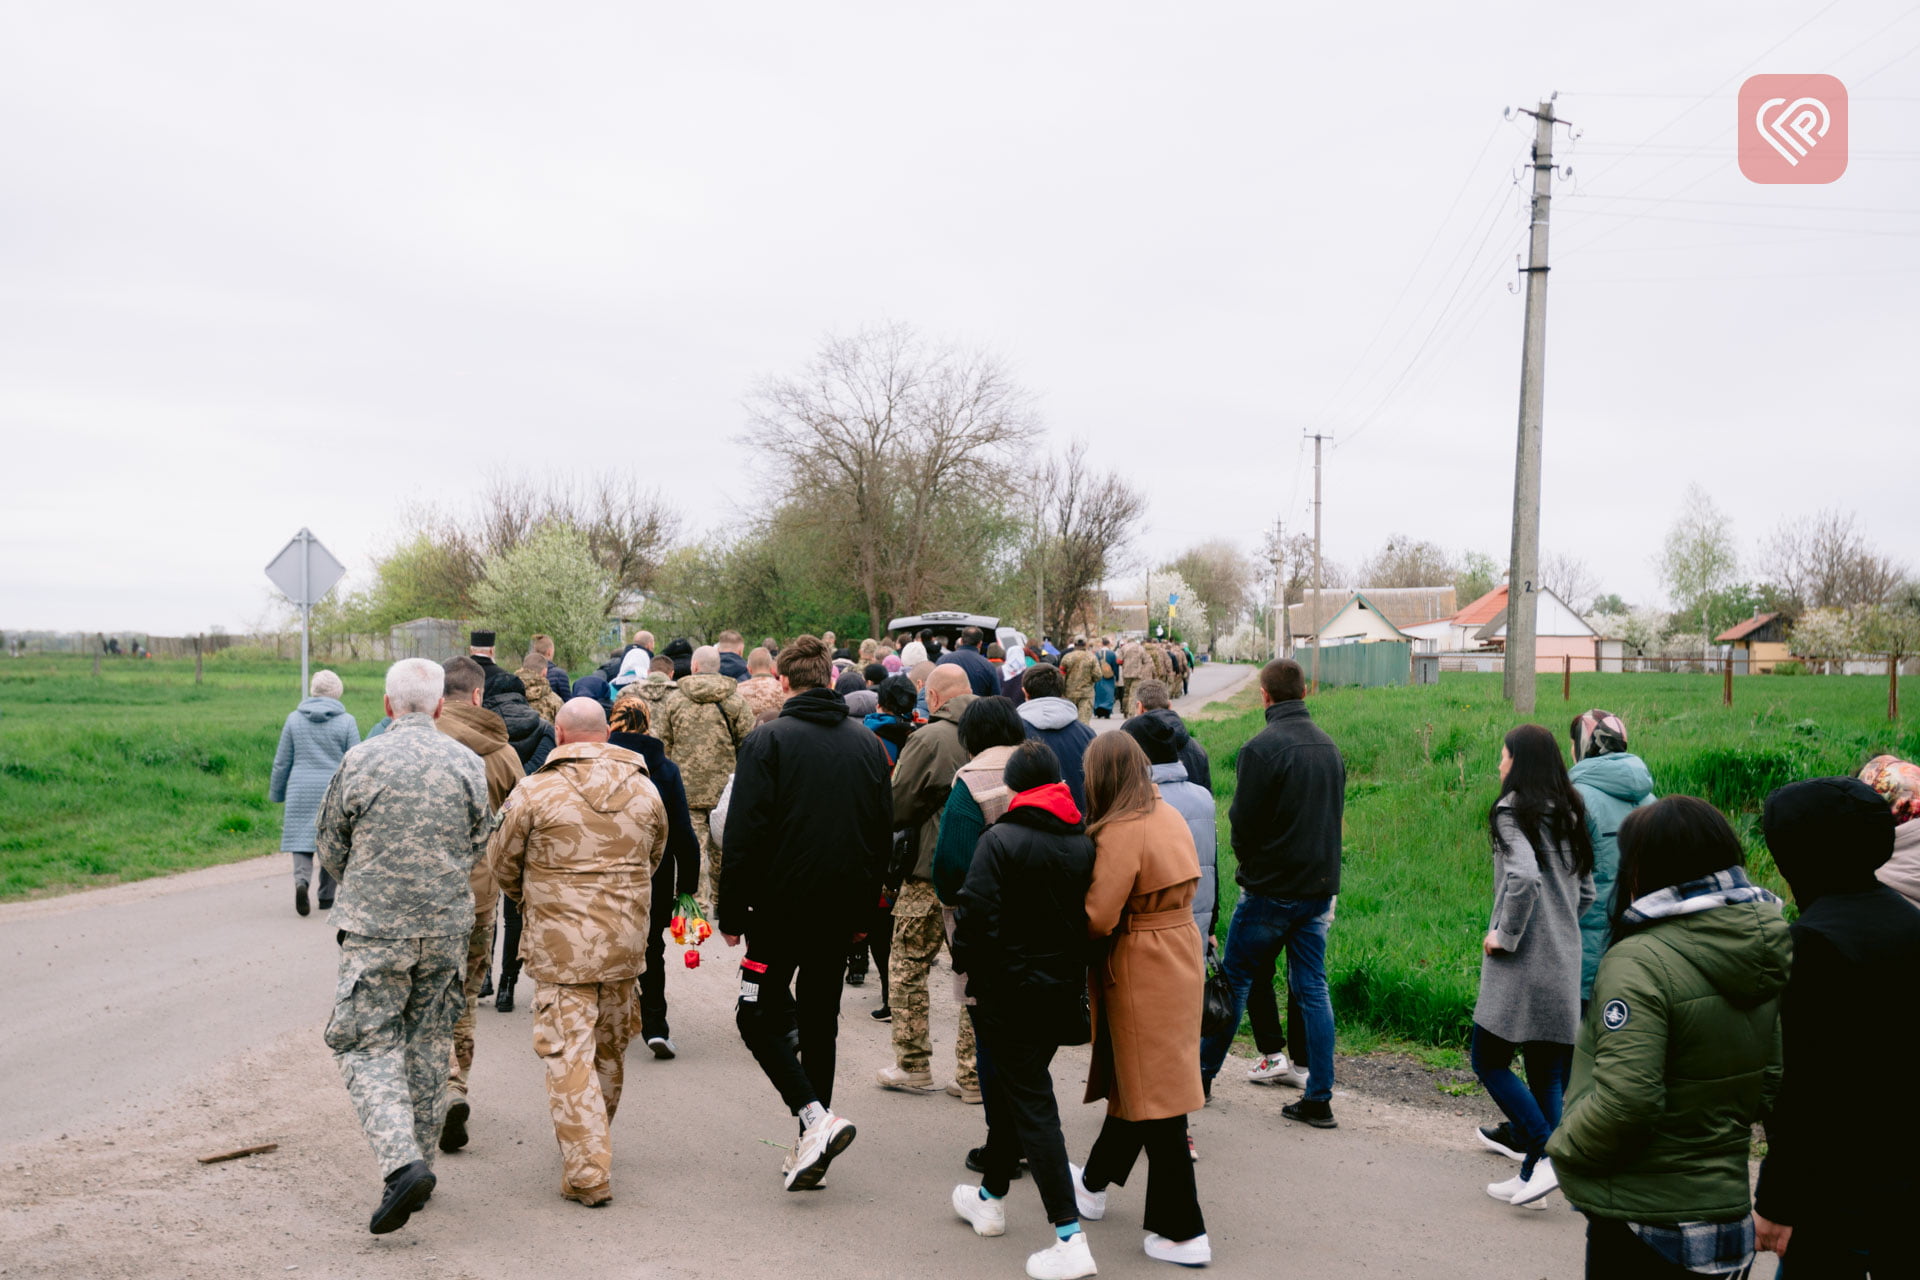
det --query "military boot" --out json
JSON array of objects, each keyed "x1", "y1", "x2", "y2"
[{"x1": 494, "y1": 963, "x2": 518, "y2": 1013}]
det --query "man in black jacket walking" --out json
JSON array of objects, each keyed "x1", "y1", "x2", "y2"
[
  {"x1": 1755, "y1": 776, "x2": 1920, "y2": 1273},
  {"x1": 721, "y1": 634, "x2": 893, "y2": 1193},
  {"x1": 1198, "y1": 659, "x2": 1345, "y2": 1128}
]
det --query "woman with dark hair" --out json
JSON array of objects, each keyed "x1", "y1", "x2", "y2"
[
  {"x1": 1547, "y1": 796, "x2": 1787, "y2": 1279},
  {"x1": 1474, "y1": 723, "x2": 1596, "y2": 1208},
  {"x1": 1068, "y1": 732, "x2": 1210, "y2": 1269},
  {"x1": 950, "y1": 740, "x2": 1099, "y2": 1278}
]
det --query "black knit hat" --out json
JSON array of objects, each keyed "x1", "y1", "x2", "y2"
[
  {"x1": 1764, "y1": 776, "x2": 1896, "y2": 903},
  {"x1": 470, "y1": 630, "x2": 496, "y2": 648},
  {"x1": 1122, "y1": 709, "x2": 1187, "y2": 766}
]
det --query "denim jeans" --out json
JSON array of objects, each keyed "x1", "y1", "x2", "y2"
[
  {"x1": 1198, "y1": 892, "x2": 1335, "y2": 1103},
  {"x1": 1470, "y1": 1024, "x2": 1569, "y2": 1178}
]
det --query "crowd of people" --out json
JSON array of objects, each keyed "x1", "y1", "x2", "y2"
[{"x1": 264, "y1": 623, "x2": 1920, "y2": 1278}]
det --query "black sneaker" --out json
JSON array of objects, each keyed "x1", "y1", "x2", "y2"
[
  {"x1": 495, "y1": 977, "x2": 515, "y2": 1013},
  {"x1": 317, "y1": 894, "x2": 334, "y2": 911},
  {"x1": 295, "y1": 885, "x2": 310, "y2": 917},
  {"x1": 369, "y1": 1160, "x2": 435, "y2": 1234},
  {"x1": 846, "y1": 956, "x2": 868, "y2": 987},
  {"x1": 478, "y1": 972, "x2": 494, "y2": 999},
  {"x1": 965, "y1": 1146, "x2": 1024, "y2": 1178},
  {"x1": 1476, "y1": 1122, "x2": 1525, "y2": 1162},
  {"x1": 869, "y1": 1005, "x2": 892, "y2": 1023},
  {"x1": 439, "y1": 1099, "x2": 470, "y2": 1152},
  {"x1": 1282, "y1": 1099, "x2": 1338, "y2": 1129}
]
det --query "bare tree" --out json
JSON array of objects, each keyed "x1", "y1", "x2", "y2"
[
  {"x1": 1032, "y1": 442, "x2": 1146, "y2": 640},
  {"x1": 1540, "y1": 551, "x2": 1600, "y2": 614},
  {"x1": 746, "y1": 322, "x2": 1039, "y2": 635},
  {"x1": 1357, "y1": 534, "x2": 1457, "y2": 588},
  {"x1": 474, "y1": 474, "x2": 679, "y2": 614},
  {"x1": 1168, "y1": 539, "x2": 1255, "y2": 650},
  {"x1": 1763, "y1": 508, "x2": 1907, "y2": 610}
]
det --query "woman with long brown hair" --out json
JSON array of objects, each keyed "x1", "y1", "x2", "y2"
[{"x1": 1067, "y1": 731, "x2": 1211, "y2": 1269}]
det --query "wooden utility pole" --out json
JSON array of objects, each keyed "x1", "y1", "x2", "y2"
[
  {"x1": 1308, "y1": 433, "x2": 1328, "y2": 693},
  {"x1": 1503, "y1": 97, "x2": 1567, "y2": 714}
]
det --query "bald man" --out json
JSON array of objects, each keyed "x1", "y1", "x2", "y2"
[
  {"x1": 488, "y1": 698, "x2": 669, "y2": 1206},
  {"x1": 737, "y1": 647, "x2": 785, "y2": 724},
  {"x1": 877, "y1": 663, "x2": 979, "y2": 1096}
]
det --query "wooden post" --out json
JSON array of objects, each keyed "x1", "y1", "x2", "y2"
[
  {"x1": 1562, "y1": 653, "x2": 1571, "y2": 701},
  {"x1": 1723, "y1": 655, "x2": 1734, "y2": 708},
  {"x1": 1891, "y1": 652, "x2": 1901, "y2": 723},
  {"x1": 194, "y1": 634, "x2": 204, "y2": 686},
  {"x1": 92, "y1": 651, "x2": 101, "y2": 678}
]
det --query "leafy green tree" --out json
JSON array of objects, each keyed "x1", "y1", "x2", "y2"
[
  {"x1": 1454, "y1": 551, "x2": 1500, "y2": 606},
  {"x1": 470, "y1": 523, "x2": 610, "y2": 670},
  {"x1": 1658, "y1": 483, "x2": 1740, "y2": 658}
]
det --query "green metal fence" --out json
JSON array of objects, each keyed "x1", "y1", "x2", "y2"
[{"x1": 1296, "y1": 641, "x2": 1412, "y2": 689}]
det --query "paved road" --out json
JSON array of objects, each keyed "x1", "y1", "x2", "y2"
[{"x1": 1091, "y1": 659, "x2": 1255, "y2": 733}]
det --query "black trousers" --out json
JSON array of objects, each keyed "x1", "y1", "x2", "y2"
[
  {"x1": 639, "y1": 864, "x2": 675, "y2": 1039},
  {"x1": 1082, "y1": 1113, "x2": 1205, "y2": 1243},
  {"x1": 971, "y1": 1007, "x2": 1076, "y2": 1226},
  {"x1": 498, "y1": 895, "x2": 524, "y2": 982},
  {"x1": 1248, "y1": 972, "x2": 1304, "y2": 1060},
  {"x1": 1584, "y1": 1216, "x2": 1748, "y2": 1279},
  {"x1": 1773, "y1": 1181, "x2": 1919, "y2": 1279},
  {"x1": 735, "y1": 931, "x2": 848, "y2": 1114},
  {"x1": 847, "y1": 899, "x2": 892, "y2": 1005}
]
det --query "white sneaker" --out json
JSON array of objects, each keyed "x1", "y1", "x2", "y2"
[
  {"x1": 1144, "y1": 1232, "x2": 1212, "y2": 1266},
  {"x1": 646, "y1": 1036, "x2": 677, "y2": 1060},
  {"x1": 1509, "y1": 1157, "x2": 1559, "y2": 1206},
  {"x1": 1027, "y1": 1231, "x2": 1098, "y2": 1279},
  {"x1": 1068, "y1": 1163, "x2": 1106, "y2": 1221},
  {"x1": 1246, "y1": 1052, "x2": 1291, "y2": 1083},
  {"x1": 785, "y1": 1112, "x2": 855, "y2": 1191},
  {"x1": 952, "y1": 1184, "x2": 1006, "y2": 1237},
  {"x1": 1486, "y1": 1172, "x2": 1525, "y2": 1202}
]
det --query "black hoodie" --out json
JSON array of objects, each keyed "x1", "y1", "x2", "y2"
[
  {"x1": 1757, "y1": 776, "x2": 1920, "y2": 1225},
  {"x1": 718, "y1": 687, "x2": 893, "y2": 939}
]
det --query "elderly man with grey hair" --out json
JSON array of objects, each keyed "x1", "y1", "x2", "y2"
[
  {"x1": 315, "y1": 658, "x2": 492, "y2": 1236},
  {"x1": 270, "y1": 668, "x2": 360, "y2": 916},
  {"x1": 657, "y1": 644, "x2": 756, "y2": 918}
]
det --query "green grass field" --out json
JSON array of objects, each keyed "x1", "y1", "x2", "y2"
[{"x1": 1189, "y1": 669, "x2": 1918, "y2": 1048}]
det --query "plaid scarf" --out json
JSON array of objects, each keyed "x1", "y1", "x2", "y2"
[
  {"x1": 1620, "y1": 867, "x2": 1779, "y2": 928},
  {"x1": 1629, "y1": 1217, "x2": 1755, "y2": 1276}
]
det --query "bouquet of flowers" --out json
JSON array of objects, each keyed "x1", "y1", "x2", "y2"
[{"x1": 668, "y1": 893, "x2": 713, "y2": 968}]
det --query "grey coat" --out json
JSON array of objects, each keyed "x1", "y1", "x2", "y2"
[
  {"x1": 1152, "y1": 761, "x2": 1218, "y2": 942},
  {"x1": 1473, "y1": 798, "x2": 1594, "y2": 1044},
  {"x1": 269, "y1": 696, "x2": 360, "y2": 853}
]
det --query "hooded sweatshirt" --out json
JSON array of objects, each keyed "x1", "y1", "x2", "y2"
[
  {"x1": 437, "y1": 699, "x2": 526, "y2": 903},
  {"x1": 1756, "y1": 777, "x2": 1920, "y2": 1226},
  {"x1": 1018, "y1": 696, "x2": 1097, "y2": 811},
  {"x1": 269, "y1": 695, "x2": 361, "y2": 853},
  {"x1": 1549, "y1": 868, "x2": 1790, "y2": 1225},
  {"x1": 1570, "y1": 751, "x2": 1657, "y2": 999},
  {"x1": 953, "y1": 783, "x2": 1094, "y2": 1014}
]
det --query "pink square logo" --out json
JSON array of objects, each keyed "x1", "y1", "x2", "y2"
[{"x1": 1740, "y1": 74, "x2": 1847, "y2": 184}]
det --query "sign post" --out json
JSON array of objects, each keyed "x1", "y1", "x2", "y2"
[{"x1": 265, "y1": 529, "x2": 346, "y2": 696}]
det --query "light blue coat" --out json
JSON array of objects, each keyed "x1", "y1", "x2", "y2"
[
  {"x1": 269, "y1": 696, "x2": 359, "y2": 853},
  {"x1": 1153, "y1": 761, "x2": 1218, "y2": 941},
  {"x1": 1570, "y1": 751, "x2": 1656, "y2": 999}
]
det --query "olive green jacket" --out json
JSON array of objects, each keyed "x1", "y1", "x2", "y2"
[{"x1": 1548, "y1": 896, "x2": 1790, "y2": 1225}]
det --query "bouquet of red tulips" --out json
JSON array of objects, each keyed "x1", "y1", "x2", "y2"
[{"x1": 668, "y1": 893, "x2": 713, "y2": 969}]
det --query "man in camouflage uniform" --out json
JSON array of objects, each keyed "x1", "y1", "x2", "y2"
[
  {"x1": 433, "y1": 656, "x2": 524, "y2": 1153},
  {"x1": 515, "y1": 648, "x2": 563, "y2": 721},
  {"x1": 1149, "y1": 640, "x2": 1172, "y2": 690},
  {"x1": 658, "y1": 645, "x2": 755, "y2": 920},
  {"x1": 316, "y1": 658, "x2": 492, "y2": 1235},
  {"x1": 735, "y1": 645, "x2": 786, "y2": 724},
  {"x1": 878, "y1": 664, "x2": 978, "y2": 1098},
  {"x1": 1059, "y1": 638, "x2": 1097, "y2": 724},
  {"x1": 1118, "y1": 637, "x2": 1149, "y2": 717},
  {"x1": 489, "y1": 698, "x2": 667, "y2": 1207}
]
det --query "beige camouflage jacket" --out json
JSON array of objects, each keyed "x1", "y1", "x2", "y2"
[
  {"x1": 488, "y1": 742, "x2": 668, "y2": 984},
  {"x1": 735, "y1": 674, "x2": 785, "y2": 724},
  {"x1": 658, "y1": 673, "x2": 756, "y2": 809},
  {"x1": 1119, "y1": 641, "x2": 1149, "y2": 680},
  {"x1": 1149, "y1": 645, "x2": 1171, "y2": 681},
  {"x1": 516, "y1": 660, "x2": 563, "y2": 721},
  {"x1": 1060, "y1": 648, "x2": 1096, "y2": 697}
]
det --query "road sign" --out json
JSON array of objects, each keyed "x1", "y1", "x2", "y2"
[{"x1": 266, "y1": 529, "x2": 345, "y2": 695}]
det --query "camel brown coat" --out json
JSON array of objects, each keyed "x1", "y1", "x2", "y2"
[{"x1": 1084, "y1": 798, "x2": 1205, "y2": 1121}]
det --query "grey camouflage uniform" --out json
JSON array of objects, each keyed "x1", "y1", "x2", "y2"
[{"x1": 316, "y1": 713, "x2": 492, "y2": 1175}]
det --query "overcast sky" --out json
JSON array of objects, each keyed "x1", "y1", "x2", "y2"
[{"x1": 3, "y1": 1, "x2": 1914, "y2": 635}]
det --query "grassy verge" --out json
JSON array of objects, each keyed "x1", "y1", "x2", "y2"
[{"x1": 1193, "y1": 671, "x2": 1916, "y2": 1048}]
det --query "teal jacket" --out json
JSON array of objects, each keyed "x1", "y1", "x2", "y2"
[
  {"x1": 1548, "y1": 892, "x2": 1790, "y2": 1225},
  {"x1": 1570, "y1": 752, "x2": 1655, "y2": 1000}
]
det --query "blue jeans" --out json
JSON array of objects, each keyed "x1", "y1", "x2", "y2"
[
  {"x1": 1470, "y1": 1024, "x2": 1569, "y2": 1178},
  {"x1": 1198, "y1": 892, "x2": 1335, "y2": 1103}
]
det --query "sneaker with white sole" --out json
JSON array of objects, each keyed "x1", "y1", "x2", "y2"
[
  {"x1": 785, "y1": 1112, "x2": 855, "y2": 1191},
  {"x1": 951, "y1": 1184, "x2": 1006, "y2": 1237},
  {"x1": 876, "y1": 1064, "x2": 938, "y2": 1092},
  {"x1": 1027, "y1": 1231, "x2": 1097, "y2": 1279},
  {"x1": 1486, "y1": 1171, "x2": 1525, "y2": 1203},
  {"x1": 1144, "y1": 1232, "x2": 1212, "y2": 1266},
  {"x1": 646, "y1": 1036, "x2": 677, "y2": 1060},
  {"x1": 1246, "y1": 1052, "x2": 1292, "y2": 1083},
  {"x1": 1476, "y1": 1123, "x2": 1525, "y2": 1162},
  {"x1": 1509, "y1": 1157, "x2": 1559, "y2": 1205},
  {"x1": 1068, "y1": 1162, "x2": 1106, "y2": 1221}
]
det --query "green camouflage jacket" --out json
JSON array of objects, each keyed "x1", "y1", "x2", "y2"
[{"x1": 658, "y1": 673, "x2": 757, "y2": 809}]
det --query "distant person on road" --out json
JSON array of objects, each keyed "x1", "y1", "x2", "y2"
[
  {"x1": 720, "y1": 635, "x2": 893, "y2": 1192},
  {"x1": 1567, "y1": 710, "x2": 1654, "y2": 1013},
  {"x1": 531, "y1": 633, "x2": 570, "y2": 700},
  {"x1": 736, "y1": 646, "x2": 786, "y2": 724},
  {"x1": 489, "y1": 698, "x2": 667, "y2": 1207},
  {"x1": 1130, "y1": 680, "x2": 1211, "y2": 792},
  {"x1": 949, "y1": 740, "x2": 1098, "y2": 1279},
  {"x1": 715, "y1": 630, "x2": 751, "y2": 682},
  {"x1": 514, "y1": 648, "x2": 563, "y2": 721},
  {"x1": 269, "y1": 668, "x2": 360, "y2": 917},
  {"x1": 1197, "y1": 659, "x2": 1344, "y2": 1129},
  {"x1": 1059, "y1": 639, "x2": 1097, "y2": 724},
  {"x1": 314, "y1": 658, "x2": 490, "y2": 1236},
  {"x1": 1092, "y1": 637, "x2": 1119, "y2": 720},
  {"x1": 657, "y1": 645, "x2": 755, "y2": 921},
  {"x1": 938, "y1": 625, "x2": 999, "y2": 698},
  {"x1": 1861, "y1": 754, "x2": 1920, "y2": 909},
  {"x1": 1016, "y1": 663, "x2": 1097, "y2": 812},
  {"x1": 1070, "y1": 731, "x2": 1211, "y2": 1269},
  {"x1": 434, "y1": 656, "x2": 525, "y2": 1153},
  {"x1": 1753, "y1": 777, "x2": 1920, "y2": 1274},
  {"x1": 607, "y1": 697, "x2": 701, "y2": 1060},
  {"x1": 1474, "y1": 723, "x2": 1595, "y2": 1211},
  {"x1": 1116, "y1": 638, "x2": 1149, "y2": 717},
  {"x1": 1547, "y1": 797, "x2": 1787, "y2": 1280},
  {"x1": 900, "y1": 634, "x2": 928, "y2": 667}
]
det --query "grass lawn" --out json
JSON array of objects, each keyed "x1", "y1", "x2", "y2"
[{"x1": 1189, "y1": 669, "x2": 1918, "y2": 1049}]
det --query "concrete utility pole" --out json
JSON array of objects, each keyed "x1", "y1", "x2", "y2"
[
  {"x1": 1502, "y1": 97, "x2": 1567, "y2": 714},
  {"x1": 1270, "y1": 518, "x2": 1284, "y2": 661},
  {"x1": 1308, "y1": 432, "x2": 1328, "y2": 693}
]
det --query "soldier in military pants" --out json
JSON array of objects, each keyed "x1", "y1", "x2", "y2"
[{"x1": 325, "y1": 934, "x2": 466, "y2": 1174}]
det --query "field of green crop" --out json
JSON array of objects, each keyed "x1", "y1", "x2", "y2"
[{"x1": 1189, "y1": 669, "x2": 1916, "y2": 1047}]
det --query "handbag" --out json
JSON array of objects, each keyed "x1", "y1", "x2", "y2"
[{"x1": 1202, "y1": 939, "x2": 1238, "y2": 1040}]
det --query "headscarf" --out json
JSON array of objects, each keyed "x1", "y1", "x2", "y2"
[
  {"x1": 1572, "y1": 708, "x2": 1629, "y2": 761},
  {"x1": 997, "y1": 627, "x2": 1028, "y2": 675},
  {"x1": 1860, "y1": 755, "x2": 1920, "y2": 825}
]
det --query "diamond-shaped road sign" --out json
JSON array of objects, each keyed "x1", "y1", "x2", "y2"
[{"x1": 265, "y1": 529, "x2": 345, "y2": 606}]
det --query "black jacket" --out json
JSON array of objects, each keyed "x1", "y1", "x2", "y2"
[
  {"x1": 477, "y1": 655, "x2": 516, "y2": 702},
  {"x1": 937, "y1": 644, "x2": 999, "y2": 698},
  {"x1": 1757, "y1": 777, "x2": 1920, "y2": 1225},
  {"x1": 546, "y1": 662, "x2": 572, "y2": 700},
  {"x1": 953, "y1": 795, "x2": 1094, "y2": 1014},
  {"x1": 719, "y1": 688, "x2": 893, "y2": 939},
  {"x1": 719, "y1": 650, "x2": 749, "y2": 682},
  {"x1": 609, "y1": 730, "x2": 701, "y2": 902},
  {"x1": 1227, "y1": 700, "x2": 1345, "y2": 899},
  {"x1": 486, "y1": 689, "x2": 555, "y2": 770}
]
